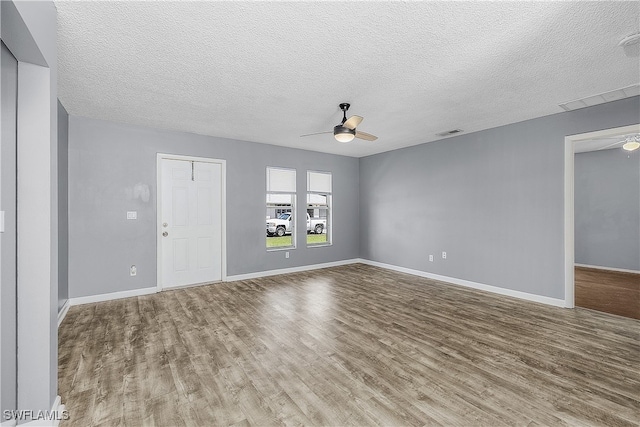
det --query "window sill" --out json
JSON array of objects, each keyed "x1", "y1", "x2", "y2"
[
  {"x1": 267, "y1": 246, "x2": 296, "y2": 252},
  {"x1": 307, "y1": 243, "x2": 332, "y2": 248}
]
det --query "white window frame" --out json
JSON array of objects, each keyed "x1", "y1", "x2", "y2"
[
  {"x1": 266, "y1": 167, "x2": 296, "y2": 251},
  {"x1": 307, "y1": 170, "x2": 332, "y2": 247}
]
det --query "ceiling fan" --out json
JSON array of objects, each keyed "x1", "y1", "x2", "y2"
[
  {"x1": 300, "y1": 103, "x2": 378, "y2": 143},
  {"x1": 595, "y1": 134, "x2": 640, "y2": 152}
]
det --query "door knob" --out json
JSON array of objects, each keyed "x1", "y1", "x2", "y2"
[{"x1": 162, "y1": 232, "x2": 168, "y2": 237}]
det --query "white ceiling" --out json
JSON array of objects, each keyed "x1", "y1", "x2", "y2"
[{"x1": 56, "y1": 1, "x2": 640, "y2": 158}]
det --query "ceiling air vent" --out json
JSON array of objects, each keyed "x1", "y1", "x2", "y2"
[
  {"x1": 559, "y1": 84, "x2": 639, "y2": 112},
  {"x1": 436, "y1": 129, "x2": 464, "y2": 137}
]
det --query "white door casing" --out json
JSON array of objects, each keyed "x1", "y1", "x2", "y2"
[
  {"x1": 563, "y1": 123, "x2": 640, "y2": 308},
  {"x1": 158, "y1": 155, "x2": 225, "y2": 289}
]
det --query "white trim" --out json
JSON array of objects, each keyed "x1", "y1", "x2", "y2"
[
  {"x1": 52, "y1": 395, "x2": 65, "y2": 427},
  {"x1": 575, "y1": 263, "x2": 640, "y2": 275},
  {"x1": 226, "y1": 258, "x2": 360, "y2": 282},
  {"x1": 359, "y1": 259, "x2": 566, "y2": 308},
  {"x1": 57, "y1": 300, "x2": 70, "y2": 328},
  {"x1": 16, "y1": 60, "x2": 53, "y2": 415},
  {"x1": 17, "y1": 395, "x2": 65, "y2": 426},
  {"x1": 564, "y1": 135, "x2": 575, "y2": 308},
  {"x1": 266, "y1": 246, "x2": 296, "y2": 252},
  {"x1": 156, "y1": 153, "x2": 227, "y2": 292},
  {"x1": 307, "y1": 243, "x2": 332, "y2": 249},
  {"x1": 69, "y1": 287, "x2": 156, "y2": 306},
  {"x1": 66, "y1": 260, "x2": 359, "y2": 305},
  {"x1": 566, "y1": 124, "x2": 640, "y2": 143},
  {"x1": 564, "y1": 124, "x2": 640, "y2": 309}
]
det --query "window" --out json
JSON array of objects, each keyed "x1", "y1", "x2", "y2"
[
  {"x1": 307, "y1": 171, "x2": 331, "y2": 246},
  {"x1": 266, "y1": 167, "x2": 296, "y2": 249}
]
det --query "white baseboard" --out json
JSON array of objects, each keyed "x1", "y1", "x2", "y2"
[
  {"x1": 57, "y1": 300, "x2": 70, "y2": 328},
  {"x1": 65, "y1": 257, "x2": 570, "y2": 309},
  {"x1": 52, "y1": 396, "x2": 65, "y2": 427},
  {"x1": 69, "y1": 286, "x2": 156, "y2": 306},
  {"x1": 226, "y1": 258, "x2": 361, "y2": 282},
  {"x1": 68, "y1": 261, "x2": 361, "y2": 305},
  {"x1": 1, "y1": 417, "x2": 16, "y2": 426},
  {"x1": 575, "y1": 263, "x2": 640, "y2": 274},
  {"x1": 359, "y1": 259, "x2": 566, "y2": 308},
  {"x1": 11, "y1": 395, "x2": 66, "y2": 426}
]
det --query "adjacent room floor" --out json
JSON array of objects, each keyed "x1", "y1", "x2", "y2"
[
  {"x1": 575, "y1": 266, "x2": 640, "y2": 320},
  {"x1": 58, "y1": 264, "x2": 639, "y2": 426}
]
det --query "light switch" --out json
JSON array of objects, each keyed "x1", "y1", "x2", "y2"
[{"x1": 127, "y1": 211, "x2": 137, "y2": 220}]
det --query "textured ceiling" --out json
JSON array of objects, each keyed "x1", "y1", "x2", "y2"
[{"x1": 56, "y1": 1, "x2": 640, "y2": 158}]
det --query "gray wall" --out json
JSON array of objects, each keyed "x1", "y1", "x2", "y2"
[
  {"x1": 359, "y1": 96, "x2": 639, "y2": 300},
  {"x1": 575, "y1": 148, "x2": 640, "y2": 271},
  {"x1": 1, "y1": 39, "x2": 17, "y2": 419},
  {"x1": 68, "y1": 117, "x2": 359, "y2": 298},
  {"x1": 58, "y1": 100, "x2": 69, "y2": 310}
]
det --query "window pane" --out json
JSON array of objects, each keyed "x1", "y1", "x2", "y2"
[
  {"x1": 267, "y1": 193, "x2": 292, "y2": 206},
  {"x1": 266, "y1": 199, "x2": 294, "y2": 249},
  {"x1": 307, "y1": 216, "x2": 327, "y2": 244},
  {"x1": 306, "y1": 171, "x2": 331, "y2": 246},
  {"x1": 267, "y1": 168, "x2": 296, "y2": 192},
  {"x1": 307, "y1": 199, "x2": 329, "y2": 245},
  {"x1": 307, "y1": 171, "x2": 331, "y2": 193},
  {"x1": 307, "y1": 193, "x2": 327, "y2": 206}
]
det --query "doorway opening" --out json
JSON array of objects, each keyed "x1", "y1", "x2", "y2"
[{"x1": 564, "y1": 124, "x2": 640, "y2": 315}]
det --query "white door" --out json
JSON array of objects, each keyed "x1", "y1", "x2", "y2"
[{"x1": 160, "y1": 158, "x2": 222, "y2": 289}]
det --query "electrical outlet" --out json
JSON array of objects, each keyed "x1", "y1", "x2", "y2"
[
  {"x1": 442, "y1": 252, "x2": 447, "y2": 259},
  {"x1": 429, "y1": 254, "x2": 434, "y2": 262},
  {"x1": 130, "y1": 265, "x2": 137, "y2": 276},
  {"x1": 285, "y1": 251, "x2": 290, "y2": 259}
]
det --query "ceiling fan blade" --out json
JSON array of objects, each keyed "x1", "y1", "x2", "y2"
[
  {"x1": 343, "y1": 115, "x2": 363, "y2": 130},
  {"x1": 600, "y1": 140, "x2": 624, "y2": 149},
  {"x1": 300, "y1": 131, "x2": 332, "y2": 138},
  {"x1": 355, "y1": 131, "x2": 378, "y2": 141}
]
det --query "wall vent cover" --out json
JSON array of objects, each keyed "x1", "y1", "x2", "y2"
[
  {"x1": 559, "y1": 84, "x2": 639, "y2": 112},
  {"x1": 436, "y1": 129, "x2": 464, "y2": 137}
]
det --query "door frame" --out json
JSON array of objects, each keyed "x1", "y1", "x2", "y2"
[
  {"x1": 156, "y1": 153, "x2": 227, "y2": 291},
  {"x1": 563, "y1": 123, "x2": 639, "y2": 308}
]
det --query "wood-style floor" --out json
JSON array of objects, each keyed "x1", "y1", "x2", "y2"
[
  {"x1": 575, "y1": 266, "x2": 640, "y2": 320},
  {"x1": 58, "y1": 264, "x2": 640, "y2": 426}
]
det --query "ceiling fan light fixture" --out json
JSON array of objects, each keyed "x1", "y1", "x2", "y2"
[
  {"x1": 622, "y1": 135, "x2": 640, "y2": 151},
  {"x1": 334, "y1": 125, "x2": 356, "y2": 143},
  {"x1": 623, "y1": 141, "x2": 640, "y2": 151}
]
